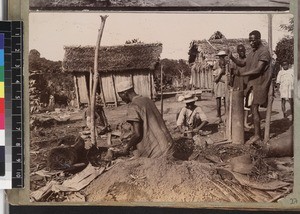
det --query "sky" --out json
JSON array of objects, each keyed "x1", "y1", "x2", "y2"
[{"x1": 29, "y1": 12, "x2": 293, "y2": 61}]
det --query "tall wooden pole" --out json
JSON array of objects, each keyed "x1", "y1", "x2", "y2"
[
  {"x1": 264, "y1": 14, "x2": 273, "y2": 142},
  {"x1": 160, "y1": 65, "x2": 164, "y2": 118},
  {"x1": 225, "y1": 60, "x2": 231, "y2": 140},
  {"x1": 90, "y1": 15, "x2": 108, "y2": 146}
]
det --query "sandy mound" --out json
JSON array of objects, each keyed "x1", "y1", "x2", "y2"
[{"x1": 85, "y1": 157, "x2": 245, "y2": 203}]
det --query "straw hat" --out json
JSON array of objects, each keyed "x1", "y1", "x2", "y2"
[
  {"x1": 182, "y1": 92, "x2": 198, "y2": 103},
  {"x1": 116, "y1": 80, "x2": 133, "y2": 93},
  {"x1": 216, "y1": 50, "x2": 227, "y2": 56}
]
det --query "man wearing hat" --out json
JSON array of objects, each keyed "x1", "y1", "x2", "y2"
[
  {"x1": 176, "y1": 92, "x2": 209, "y2": 136},
  {"x1": 213, "y1": 50, "x2": 228, "y2": 124},
  {"x1": 111, "y1": 79, "x2": 174, "y2": 159}
]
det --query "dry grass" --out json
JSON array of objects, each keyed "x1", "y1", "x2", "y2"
[{"x1": 63, "y1": 43, "x2": 162, "y2": 73}]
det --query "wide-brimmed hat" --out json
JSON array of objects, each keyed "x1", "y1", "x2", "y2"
[
  {"x1": 116, "y1": 80, "x2": 133, "y2": 93},
  {"x1": 216, "y1": 50, "x2": 228, "y2": 56},
  {"x1": 182, "y1": 92, "x2": 198, "y2": 103}
]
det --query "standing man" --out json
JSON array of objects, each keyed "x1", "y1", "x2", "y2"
[
  {"x1": 111, "y1": 80, "x2": 174, "y2": 159},
  {"x1": 230, "y1": 30, "x2": 272, "y2": 144}
]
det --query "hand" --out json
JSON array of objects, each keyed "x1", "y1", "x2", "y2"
[{"x1": 228, "y1": 51, "x2": 233, "y2": 59}]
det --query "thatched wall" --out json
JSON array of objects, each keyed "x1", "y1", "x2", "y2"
[{"x1": 63, "y1": 43, "x2": 162, "y2": 73}]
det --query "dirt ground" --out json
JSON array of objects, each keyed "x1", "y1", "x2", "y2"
[
  {"x1": 29, "y1": 0, "x2": 290, "y2": 9},
  {"x1": 29, "y1": 92, "x2": 293, "y2": 203}
]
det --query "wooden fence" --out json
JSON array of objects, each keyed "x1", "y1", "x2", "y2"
[
  {"x1": 74, "y1": 70, "x2": 156, "y2": 107},
  {"x1": 190, "y1": 63, "x2": 214, "y2": 91}
]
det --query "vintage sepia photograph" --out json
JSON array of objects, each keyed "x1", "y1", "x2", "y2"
[
  {"x1": 29, "y1": 0, "x2": 291, "y2": 10},
  {"x1": 28, "y1": 12, "x2": 294, "y2": 204}
]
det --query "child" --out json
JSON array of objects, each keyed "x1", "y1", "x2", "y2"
[{"x1": 276, "y1": 61, "x2": 294, "y2": 119}]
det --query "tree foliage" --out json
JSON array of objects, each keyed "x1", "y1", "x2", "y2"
[
  {"x1": 209, "y1": 31, "x2": 226, "y2": 40},
  {"x1": 274, "y1": 36, "x2": 294, "y2": 65},
  {"x1": 275, "y1": 17, "x2": 294, "y2": 65},
  {"x1": 125, "y1": 38, "x2": 143, "y2": 44},
  {"x1": 29, "y1": 49, "x2": 74, "y2": 106},
  {"x1": 29, "y1": 49, "x2": 62, "y2": 73},
  {"x1": 154, "y1": 58, "x2": 190, "y2": 91},
  {"x1": 280, "y1": 17, "x2": 294, "y2": 33}
]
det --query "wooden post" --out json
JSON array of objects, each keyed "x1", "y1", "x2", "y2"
[
  {"x1": 160, "y1": 65, "x2": 164, "y2": 117},
  {"x1": 89, "y1": 68, "x2": 93, "y2": 105},
  {"x1": 73, "y1": 75, "x2": 80, "y2": 108},
  {"x1": 225, "y1": 62, "x2": 231, "y2": 140},
  {"x1": 264, "y1": 14, "x2": 273, "y2": 142},
  {"x1": 98, "y1": 76, "x2": 106, "y2": 107},
  {"x1": 231, "y1": 89, "x2": 244, "y2": 144},
  {"x1": 148, "y1": 72, "x2": 152, "y2": 99},
  {"x1": 90, "y1": 15, "x2": 108, "y2": 146},
  {"x1": 111, "y1": 74, "x2": 118, "y2": 107}
]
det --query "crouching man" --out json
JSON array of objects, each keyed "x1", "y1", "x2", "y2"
[
  {"x1": 176, "y1": 93, "x2": 210, "y2": 137},
  {"x1": 106, "y1": 80, "x2": 174, "y2": 160}
]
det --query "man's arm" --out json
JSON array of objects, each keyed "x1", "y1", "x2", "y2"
[
  {"x1": 123, "y1": 121, "x2": 142, "y2": 153},
  {"x1": 238, "y1": 60, "x2": 267, "y2": 76},
  {"x1": 192, "y1": 120, "x2": 208, "y2": 133},
  {"x1": 229, "y1": 54, "x2": 246, "y2": 67},
  {"x1": 176, "y1": 108, "x2": 187, "y2": 133}
]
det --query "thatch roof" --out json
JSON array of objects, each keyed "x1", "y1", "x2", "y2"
[
  {"x1": 189, "y1": 37, "x2": 268, "y2": 62},
  {"x1": 62, "y1": 43, "x2": 162, "y2": 73}
]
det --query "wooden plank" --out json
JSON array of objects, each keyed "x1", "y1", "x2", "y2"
[
  {"x1": 101, "y1": 73, "x2": 115, "y2": 104},
  {"x1": 111, "y1": 74, "x2": 118, "y2": 107},
  {"x1": 114, "y1": 73, "x2": 132, "y2": 102},
  {"x1": 73, "y1": 76, "x2": 80, "y2": 107},
  {"x1": 132, "y1": 71, "x2": 151, "y2": 98},
  {"x1": 157, "y1": 89, "x2": 204, "y2": 96},
  {"x1": 149, "y1": 72, "x2": 152, "y2": 99},
  {"x1": 89, "y1": 68, "x2": 93, "y2": 105},
  {"x1": 77, "y1": 74, "x2": 89, "y2": 104},
  {"x1": 151, "y1": 72, "x2": 157, "y2": 99},
  {"x1": 99, "y1": 75, "x2": 106, "y2": 107}
]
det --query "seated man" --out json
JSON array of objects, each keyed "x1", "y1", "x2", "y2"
[
  {"x1": 107, "y1": 79, "x2": 174, "y2": 159},
  {"x1": 176, "y1": 93, "x2": 210, "y2": 136}
]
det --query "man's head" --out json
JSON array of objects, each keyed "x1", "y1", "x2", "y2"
[
  {"x1": 249, "y1": 30, "x2": 262, "y2": 51},
  {"x1": 216, "y1": 50, "x2": 227, "y2": 67},
  {"x1": 237, "y1": 44, "x2": 246, "y2": 58},
  {"x1": 281, "y1": 61, "x2": 289, "y2": 70},
  {"x1": 182, "y1": 93, "x2": 198, "y2": 110},
  {"x1": 117, "y1": 80, "x2": 134, "y2": 104}
]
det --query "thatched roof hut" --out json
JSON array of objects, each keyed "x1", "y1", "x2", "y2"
[
  {"x1": 188, "y1": 32, "x2": 267, "y2": 90},
  {"x1": 189, "y1": 31, "x2": 267, "y2": 63},
  {"x1": 62, "y1": 43, "x2": 162, "y2": 73},
  {"x1": 62, "y1": 43, "x2": 162, "y2": 106}
]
